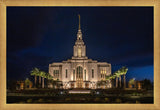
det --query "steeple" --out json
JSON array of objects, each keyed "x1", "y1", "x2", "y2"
[
  {"x1": 72, "y1": 14, "x2": 87, "y2": 59},
  {"x1": 78, "y1": 14, "x2": 81, "y2": 30},
  {"x1": 77, "y1": 14, "x2": 82, "y2": 40}
]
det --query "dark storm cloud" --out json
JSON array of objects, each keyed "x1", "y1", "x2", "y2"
[{"x1": 7, "y1": 7, "x2": 153, "y2": 81}]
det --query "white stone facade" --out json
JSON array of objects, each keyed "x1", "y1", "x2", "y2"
[{"x1": 49, "y1": 19, "x2": 112, "y2": 89}]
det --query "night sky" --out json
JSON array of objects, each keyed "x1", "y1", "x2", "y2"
[{"x1": 7, "y1": 7, "x2": 153, "y2": 82}]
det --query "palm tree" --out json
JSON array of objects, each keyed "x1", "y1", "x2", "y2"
[
  {"x1": 105, "y1": 66, "x2": 128, "y2": 88},
  {"x1": 45, "y1": 72, "x2": 53, "y2": 88},
  {"x1": 114, "y1": 67, "x2": 128, "y2": 88},
  {"x1": 118, "y1": 70, "x2": 122, "y2": 87},
  {"x1": 30, "y1": 67, "x2": 40, "y2": 88},
  {"x1": 47, "y1": 73, "x2": 53, "y2": 80},
  {"x1": 114, "y1": 71, "x2": 120, "y2": 88},
  {"x1": 119, "y1": 66, "x2": 128, "y2": 88},
  {"x1": 40, "y1": 71, "x2": 46, "y2": 88},
  {"x1": 38, "y1": 71, "x2": 43, "y2": 88},
  {"x1": 106, "y1": 75, "x2": 111, "y2": 81},
  {"x1": 39, "y1": 74, "x2": 41, "y2": 86}
]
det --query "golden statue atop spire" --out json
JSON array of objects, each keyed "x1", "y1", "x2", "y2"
[{"x1": 78, "y1": 14, "x2": 81, "y2": 30}]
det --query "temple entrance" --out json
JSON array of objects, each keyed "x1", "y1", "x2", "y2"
[{"x1": 76, "y1": 66, "x2": 83, "y2": 88}]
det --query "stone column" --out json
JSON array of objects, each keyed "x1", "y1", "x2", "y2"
[
  {"x1": 123, "y1": 74, "x2": 126, "y2": 88},
  {"x1": 116, "y1": 77, "x2": 118, "y2": 88}
]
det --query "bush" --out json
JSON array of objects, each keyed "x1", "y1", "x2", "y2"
[
  {"x1": 86, "y1": 98, "x2": 91, "y2": 102},
  {"x1": 74, "y1": 97, "x2": 79, "y2": 101},
  {"x1": 104, "y1": 97, "x2": 110, "y2": 103},
  {"x1": 115, "y1": 98, "x2": 122, "y2": 103},
  {"x1": 47, "y1": 99, "x2": 53, "y2": 103},
  {"x1": 65, "y1": 98, "x2": 71, "y2": 102},
  {"x1": 136, "y1": 100, "x2": 140, "y2": 104},
  {"x1": 94, "y1": 97, "x2": 100, "y2": 102},
  {"x1": 37, "y1": 98, "x2": 44, "y2": 103},
  {"x1": 26, "y1": 99, "x2": 32, "y2": 103}
]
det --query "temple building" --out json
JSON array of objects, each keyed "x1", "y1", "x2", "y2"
[{"x1": 49, "y1": 15, "x2": 112, "y2": 89}]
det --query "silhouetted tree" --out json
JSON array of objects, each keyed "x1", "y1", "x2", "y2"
[
  {"x1": 30, "y1": 67, "x2": 40, "y2": 87},
  {"x1": 141, "y1": 79, "x2": 153, "y2": 90},
  {"x1": 7, "y1": 80, "x2": 17, "y2": 91}
]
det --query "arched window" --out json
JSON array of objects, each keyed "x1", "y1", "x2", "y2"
[
  {"x1": 66, "y1": 69, "x2": 68, "y2": 78},
  {"x1": 73, "y1": 70, "x2": 75, "y2": 81},
  {"x1": 84, "y1": 69, "x2": 86, "y2": 81},
  {"x1": 92, "y1": 69, "x2": 94, "y2": 78}
]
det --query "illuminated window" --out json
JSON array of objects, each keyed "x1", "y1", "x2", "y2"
[
  {"x1": 78, "y1": 48, "x2": 81, "y2": 57},
  {"x1": 53, "y1": 70, "x2": 59, "y2": 78},
  {"x1": 76, "y1": 66, "x2": 83, "y2": 79}
]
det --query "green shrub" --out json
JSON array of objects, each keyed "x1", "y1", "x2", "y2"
[
  {"x1": 136, "y1": 100, "x2": 140, "y2": 104},
  {"x1": 37, "y1": 98, "x2": 44, "y2": 103},
  {"x1": 115, "y1": 98, "x2": 122, "y2": 103},
  {"x1": 132, "y1": 92, "x2": 138, "y2": 96},
  {"x1": 26, "y1": 99, "x2": 32, "y2": 103},
  {"x1": 65, "y1": 98, "x2": 71, "y2": 101},
  {"x1": 104, "y1": 97, "x2": 110, "y2": 103},
  {"x1": 74, "y1": 97, "x2": 79, "y2": 101},
  {"x1": 47, "y1": 99, "x2": 53, "y2": 103},
  {"x1": 94, "y1": 97, "x2": 100, "y2": 102}
]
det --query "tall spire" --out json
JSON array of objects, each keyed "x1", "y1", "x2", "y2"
[
  {"x1": 77, "y1": 14, "x2": 82, "y2": 40},
  {"x1": 78, "y1": 14, "x2": 81, "y2": 30}
]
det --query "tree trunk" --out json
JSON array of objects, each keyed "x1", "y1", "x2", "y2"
[
  {"x1": 39, "y1": 76, "x2": 41, "y2": 88},
  {"x1": 42, "y1": 77, "x2": 44, "y2": 88},
  {"x1": 123, "y1": 74, "x2": 126, "y2": 89},
  {"x1": 119, "y1": 76, "x2": 121, "y2": 87},
  {"x1": 35, "y1": 75, "x2": 37, "y2": 87},
  {"x1": 116, "y1": 77, "x2": 118, "y2": 88},
  {"x1": 111, "y1": 79, "x2": 114, "y2": 88},
  {"x1": 39, "y1": 76, "x2": 41, "y2": 84}
]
